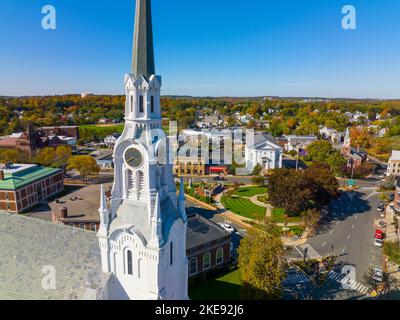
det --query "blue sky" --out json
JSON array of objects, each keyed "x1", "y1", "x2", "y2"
[{"x1": 1, "y1": 0, "x2": 400, "y2": 98}]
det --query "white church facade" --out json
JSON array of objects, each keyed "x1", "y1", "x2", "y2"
[{"x1": 97, "y1": 0, "x2": 189, "y2": 300}]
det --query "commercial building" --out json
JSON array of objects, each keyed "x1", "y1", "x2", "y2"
[{"x1": 387, "y1": 151, "x2": 400, "y2": 177}]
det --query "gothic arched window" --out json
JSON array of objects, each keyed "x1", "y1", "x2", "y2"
[
  {"x1": 170, "y1": 242, "x2": 174, "y2": 266},
  {"x1": 130, "y1": 95, "x2": 133, "y2": 112},
  {"x1": 139, "y1": 95, "x2": 144, "y2": 113},
  {"x1": 151, "y1": 96, "x2": 154, "y2": 113},
  {"x1": 127, "y1": 250, "x2": 133, "y2": 275}
]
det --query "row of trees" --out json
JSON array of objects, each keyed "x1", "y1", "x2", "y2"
[
  {"x1": 0, "y1": 146, "x2": 100, "y2": 183},
  {"x1": 2, "y1": 96, "x2": 400, "y2": 137}
]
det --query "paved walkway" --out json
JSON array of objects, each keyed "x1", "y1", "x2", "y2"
[{"x1": 248, "y1": 195, "x2": 267, "y2": 208}]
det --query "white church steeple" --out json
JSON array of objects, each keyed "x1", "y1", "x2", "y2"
[{"x1": 97, "y1": 0, "x2": 188, "y2": 300}]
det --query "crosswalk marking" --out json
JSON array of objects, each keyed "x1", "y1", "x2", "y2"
[
  {"x1": 283, "y1": 271, "x2": 310, "y2": 286},
  {"x1": 328, "y1": 270, "x2": 370, "y2": 295}
]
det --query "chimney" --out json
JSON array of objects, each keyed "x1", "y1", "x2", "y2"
[
  {"x1": 60, "y1": 206, "x2": 68, "y2": 219},
  {"x1": 0, "y1": 170, "x2": 4, "y2": 181}
]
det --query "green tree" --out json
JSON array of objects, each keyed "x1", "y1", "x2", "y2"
[
  {"x1": 268, "y1": 169, "x2": 316, "y2": 216},
  {"x1": 54, "y1": 146, "x2": 72, "y2": 169},
  {"x1": 35, "y1": 148, "x2": 56, "y2": 166},
  {"x1": 305, "y1": 163, "x2": 339, "y2": 205},
  {"x1": 238, "y1": 221, "x2": 287, "y2": 300},
  {"x1": 0, "y1": 149, "x2": 31, "y2": 164},
  {"x1": 67, "y1": 155, "x2": 100, "y2": 182},
  {"x1": 306, "y1": 140, "x2": 346, "y2": 175},
  {"x1": 251, "y1": 164, "x2": 263, "y2": 176},
  {"x1": 363, "y1": 267, "x2": 398, "y2": 299},
  {"x1": 251, "y1": 175, "x2": 265, "y2": 186}
]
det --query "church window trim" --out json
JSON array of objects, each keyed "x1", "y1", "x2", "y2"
[
  {"x1": 139, "y1": 95, "x2": 144, "y2": 113},
  {"x1": 151, "y1": 96, "x2": 154, "y2": 113},
  {"x1": 138, "y1": 258, "x2": 143, "y2": 279},
  {"x1": 127, "y1": 250, "x2": 133, "y2": 275}
]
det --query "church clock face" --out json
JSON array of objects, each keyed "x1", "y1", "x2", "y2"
[{"x1": 124, "y1": 147, "x2": 143, "y2": 168}]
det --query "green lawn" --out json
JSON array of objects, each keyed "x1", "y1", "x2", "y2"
[
  {"x1": 221, "y1": 196, "x2": 266, "y2": 220},
  {"x1": 271, "y1": 208, "x2": 302, "y2": 224},
  {"x1": 189, "y1": 269, "x2": 242, "y2": 300},
  {"x1": 79, "y1": 124, "x2": 124, "y2": 134},
  {"x1": 233, "y1": 186, "x2": 268, "y2": 197}
]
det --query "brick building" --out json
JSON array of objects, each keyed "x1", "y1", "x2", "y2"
[
  {"x1": 387, "y1": 151, "x2": 400, "y2": 177},
  {"x1": 39, "y1": 126, "x2": 79, "y2": 140},
  {"x1": 50, "y1": 183, "x2": 112, "y2": 232},
  {"x1": 186, "y1": 214, "x2": 232, "y2": 277},
  {"x1": 0, "y1": 125, "x2": 72, "y2": 157},
  {"x1": 174, "y1": 156, "x2": 206, "y2": 176},
  {"x1": 0, "y1": 163, "x2": 63, "y2": 213},
  {"x1": 394, "y1": 180, "x2": 400, "y2": 214}
]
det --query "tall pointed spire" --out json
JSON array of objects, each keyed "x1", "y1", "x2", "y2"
[{"x1": 132, "y1": 0, "x2": 155, "y2": 79}]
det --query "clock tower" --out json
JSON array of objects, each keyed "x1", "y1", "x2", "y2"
[{"x1": 97, "y1": 0, "x2": 189, "y2": 300}]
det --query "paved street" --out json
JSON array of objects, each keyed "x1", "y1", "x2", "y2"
[{"x1": 306, "y1": 188, "x2": 382, "y2": 282}]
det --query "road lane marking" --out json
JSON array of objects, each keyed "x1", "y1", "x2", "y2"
[
  {"x1": 352, "y1": 224, "x2": 355, "y2": 229},
  {"x1": 322, "y1": 241, "x2": 326, "y2": 248},
  {"x1": 355, "y1": 215, "x2": 358, "y2": 220},
  {"x1": 329, "y1": 230, "x2": 334, "y2": 236},
  {"x1": 347, "y1": 234, "x2": 351, "y2": 240},
  {"x1": 336, "y1": 221, "x2": 340, "y2": 226},
  {"x1": 342, "y1": 247, "x2": 346, "y2": 253}
]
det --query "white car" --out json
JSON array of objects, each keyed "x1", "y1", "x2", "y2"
[
  {"x1": 219, "y1": 223, "x2": 236, "y2": 234},
  {"x1": 373, "y1": 268, "x2": 383, "y2": 282},
  {"x1": 374, "y1": 238, "x2": 384, "y2": 248}
]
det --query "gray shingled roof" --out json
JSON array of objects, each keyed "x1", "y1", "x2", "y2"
[{"x1": 0, "y1": 211, "x2": 104, "y2": 300}]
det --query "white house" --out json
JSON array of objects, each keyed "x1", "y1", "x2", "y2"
[
  {"x1": 283, "y1": 135, "x2": 318, "y2": 152},
  {"x1": 104, "y1": 133, "x2": 121, "y2": 148},
  {"x1": 245, "y1": 132, "x2": 283, "y2": 173},
  {"x1": 319, "y1": 127, "x2": 345, "y2": 144}
]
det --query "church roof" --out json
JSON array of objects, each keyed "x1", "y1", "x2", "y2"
[
  {"x1": 111, "y1": 195, "x2": 177, "y2": 244},
  {"x1": 0, "y1": 211, "x2": 105, "y2": 300},
  {"x1": 132, "y1": 0, "x2": 155, "y2": 79}
]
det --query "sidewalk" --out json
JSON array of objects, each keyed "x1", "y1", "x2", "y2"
[{"x1": 383, "y1": 204, "x2": 400, "y2": 282}]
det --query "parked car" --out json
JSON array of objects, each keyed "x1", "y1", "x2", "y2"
[
  {"x1": 377, "y1": 204, "x2": 385, "y2": 212},
  {"x1": 389, "y1": 194, "x2": 395, "y2": 201},
  {"x1": 219, "y1": 223, "x2": 236, "y2": 234},
  {"x1": 374, "y1": 238, "x2": 384, "y2": 248},
  {"x1": 374, "y1": 229, "x2": 384, "y2": 240},
  {"x1": 373, "y1": 267, "x2": 383, "y2": 282}
]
